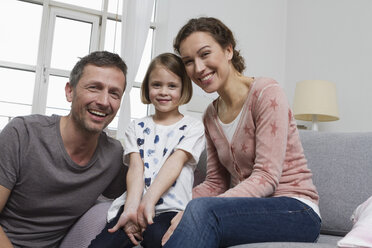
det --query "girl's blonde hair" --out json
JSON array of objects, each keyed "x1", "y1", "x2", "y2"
[{"x1": 141, "y1": 53, "x2": 192, "y2": 105}]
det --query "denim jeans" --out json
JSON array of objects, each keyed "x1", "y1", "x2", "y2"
[
  {"x1": 163, "y1": 197, "x2": 321, "y2": 248},
  {"x1": 89, "y1": 205, "x2": 177, "y2": 248}
]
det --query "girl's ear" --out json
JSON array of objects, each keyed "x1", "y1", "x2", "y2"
[
  {"x1": 65, "y1": 82, "x2": 73, "y2": 102},
  {"x1": 225, "y1": 44, "x2": 233, "y2": 61}
]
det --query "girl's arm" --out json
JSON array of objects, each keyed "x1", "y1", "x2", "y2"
[
  {"x1": 123, "y1": 152, "x2": 145, "y2": 211},
  {"x1": 137, "y1": 149, "x2": 191, "y2": 229},
  {"x1": 109, "y1": 152, "x2": 144, "y2": 245}
]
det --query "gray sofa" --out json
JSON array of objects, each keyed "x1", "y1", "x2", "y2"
[
  {"x1": 229, "y1": 131, "x2": 372, "y2": 248},
  {"x1": 61, "y1": 131, "x2": 372, "y2": 247}
]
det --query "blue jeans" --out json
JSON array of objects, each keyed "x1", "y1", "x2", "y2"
[
  {"x1": 89, "y1": 206, "x2": 177, "y2": 248},
  {"x1": 163, "y1": 197, "x2": 321, "y2": 248}
]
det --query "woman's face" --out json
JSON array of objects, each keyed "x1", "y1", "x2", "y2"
[{"x1": 179, "y1": 31, "x2": 233, "y2": 93}]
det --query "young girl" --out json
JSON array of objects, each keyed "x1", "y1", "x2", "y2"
[{"x1": 89, "y1": 53, "x2": 205, "y2": 248}]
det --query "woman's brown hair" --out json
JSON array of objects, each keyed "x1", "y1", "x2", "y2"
[{"x1": 174, "y1": 17, "x2": 245, "y2": 73}]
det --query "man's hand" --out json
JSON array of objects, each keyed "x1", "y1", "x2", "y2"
[
  {"x1": 108, "y1": 209, "x2": 142, "y2": 245},
  {"x1": 161, "y1": 211, "x2": 183, "y2": 246}
]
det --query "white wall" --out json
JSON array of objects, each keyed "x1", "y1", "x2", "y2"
[
  {"x1": 154, "y1": 0, "x2": 288, "y2": 118},
  {"x1": 154, "y1": 0, "x2": 372, "y2": 132},
  {"x1": 285, "y1": 0, "x2": 372, "y2": 132}
]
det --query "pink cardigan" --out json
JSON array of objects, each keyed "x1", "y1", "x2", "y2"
[{"x1": 193, "y1": 77, "x2": 319, "y2": 205}]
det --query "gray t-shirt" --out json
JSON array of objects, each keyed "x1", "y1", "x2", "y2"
[{"x1": 0, "y1": 115, "x2": 126, "y2": 248}]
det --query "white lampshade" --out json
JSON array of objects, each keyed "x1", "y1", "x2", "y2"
[{"x1": 293, "y1": 80, "x2": 339, "y2": 130}]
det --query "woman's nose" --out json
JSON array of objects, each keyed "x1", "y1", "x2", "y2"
[{"x1": 194, "y1": 58, "x2": 205, "y2": 73}]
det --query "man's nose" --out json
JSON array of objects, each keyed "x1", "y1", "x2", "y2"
[{"x1": 96, "y1": 91, "x2": 109, "y2": 106}]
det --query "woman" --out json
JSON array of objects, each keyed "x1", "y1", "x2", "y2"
[{"x1": 162, "y1": 17, "x2": 321, "y2": 248}]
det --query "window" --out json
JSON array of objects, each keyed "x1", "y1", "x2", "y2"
[{"x1": 0, "y1": 0, "x2": 155, "y2": 131}]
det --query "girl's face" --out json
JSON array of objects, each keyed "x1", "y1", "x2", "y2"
[
  {"x1": 179, "y1": 31, "x2": 233, "y2": 93},
  {"x1": 148, "y1": 65, "x2": 182, "y2": 115}
]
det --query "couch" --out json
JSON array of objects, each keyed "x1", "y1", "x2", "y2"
[{"x1": 60, "y1": 130, "x2": 372, "y2": 248}]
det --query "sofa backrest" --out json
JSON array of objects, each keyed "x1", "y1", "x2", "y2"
[{"x1": 299, "y1": 130, "x2": 372, "y2": 236}]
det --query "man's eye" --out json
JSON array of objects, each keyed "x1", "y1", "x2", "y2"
[{"x1": 111, "y1": 92, "x2": 120, "y2": 99}]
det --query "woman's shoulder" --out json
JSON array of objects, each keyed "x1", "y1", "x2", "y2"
[
  {"x1": 251, "y1": 77, "x2": 279, "y2": 91},
  {"x1": 202, "y1": 99, "x2": 218, "y2": 123}
]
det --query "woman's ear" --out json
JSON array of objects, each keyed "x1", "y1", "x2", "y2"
[
  {"x1": 225, "y1": 44, "x2": 234, "y2": 60},
  {"x1": 65, "y1": 82, "x2": 73, "y2": 102}
]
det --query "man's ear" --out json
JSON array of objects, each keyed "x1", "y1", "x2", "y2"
[{"x1": 65, "y1": 82, "x2": 73, "y2": 102}]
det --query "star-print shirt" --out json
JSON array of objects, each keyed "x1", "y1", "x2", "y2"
[
  {"x1": 193, "y1": 77, "x2": 319, "y2": 207},
  {"x1": 124, "y1": 115, "x2": 205, "y2": 214}
]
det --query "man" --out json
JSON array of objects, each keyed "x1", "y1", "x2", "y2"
[{"x1": 0, "y1": 51, "x2": 128, "y2": 247}]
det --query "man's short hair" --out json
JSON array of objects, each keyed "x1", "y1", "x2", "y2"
[{"x1": 69, "y1": 51, "x2": 127, "y2": 89}]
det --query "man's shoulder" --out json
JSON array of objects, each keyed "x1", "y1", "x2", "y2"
[
  {"x1": 12, "y1": 114, "x2": 59, "y2": 127},
  {"x1": 5, "y1": 115, "x2": 59, "y2": 134},
  {"x1": 99, "y1": 131, "x2": 123, "y2": 152}
]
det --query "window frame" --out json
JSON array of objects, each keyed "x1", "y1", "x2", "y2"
[{"x1": 0, "y1": 0, "x2": 156, "y2": 131}]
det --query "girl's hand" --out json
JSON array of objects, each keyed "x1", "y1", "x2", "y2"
[
  {"x1": 161, "y1": 211, "x2": 183, "y2": 245},
  {"x1": 137, "y1": 196, "x2": 155, "y2": 231},
  {"x1": 108, "y1": 208, "x2": 142, "y2": 245}
]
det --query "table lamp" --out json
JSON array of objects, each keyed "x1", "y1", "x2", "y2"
[{"x1": 293, "y1": 80, "x2": 339, "y2": 131}]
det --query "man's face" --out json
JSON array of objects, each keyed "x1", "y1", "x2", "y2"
[{"x1": 65, "y1": 64, "x2": 126, "y2": 134}]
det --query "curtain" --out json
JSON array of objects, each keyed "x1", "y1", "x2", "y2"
[{"x1": 116, "y1": 0, "x2": 155, "y2": 140}]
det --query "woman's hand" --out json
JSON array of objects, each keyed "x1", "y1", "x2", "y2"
[
  {"x1": 108, "y1": 208, "x2": 142, "y2": 245},
  {"x1": 161, "y1": 211, "x2": 183, "y2": 245}
]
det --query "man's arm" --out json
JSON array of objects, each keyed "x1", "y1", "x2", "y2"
[{"x1": 0, "y1": 185, "x2": 14, "y2": 248}]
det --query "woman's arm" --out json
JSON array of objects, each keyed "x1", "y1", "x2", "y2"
[
  {"x1": 192, "y1": 120, "x2": 230, "y2": 198},
  {"x1": 137, "y1": 149, "x2": 191, "y2": 229}
]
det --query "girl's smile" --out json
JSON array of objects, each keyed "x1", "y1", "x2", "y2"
[{"x1": 149, "y1": 65, "x2": 183, "y2": 119}]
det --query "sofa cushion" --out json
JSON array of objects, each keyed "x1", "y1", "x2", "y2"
[
  {"x1": 299, "y1": 131, "x2": 372, "y2": 236},
  {"x1": 337, "y1": 196, "x2": 372, "y2": 247}
]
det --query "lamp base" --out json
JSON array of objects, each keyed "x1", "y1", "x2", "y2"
[{"x1": 311, "y1": 115, "x2": 318, "y2": 131}]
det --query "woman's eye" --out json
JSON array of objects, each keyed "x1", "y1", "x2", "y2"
[{"x1": 183, "y1": 60, "x2": 193, "y2": 66}]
